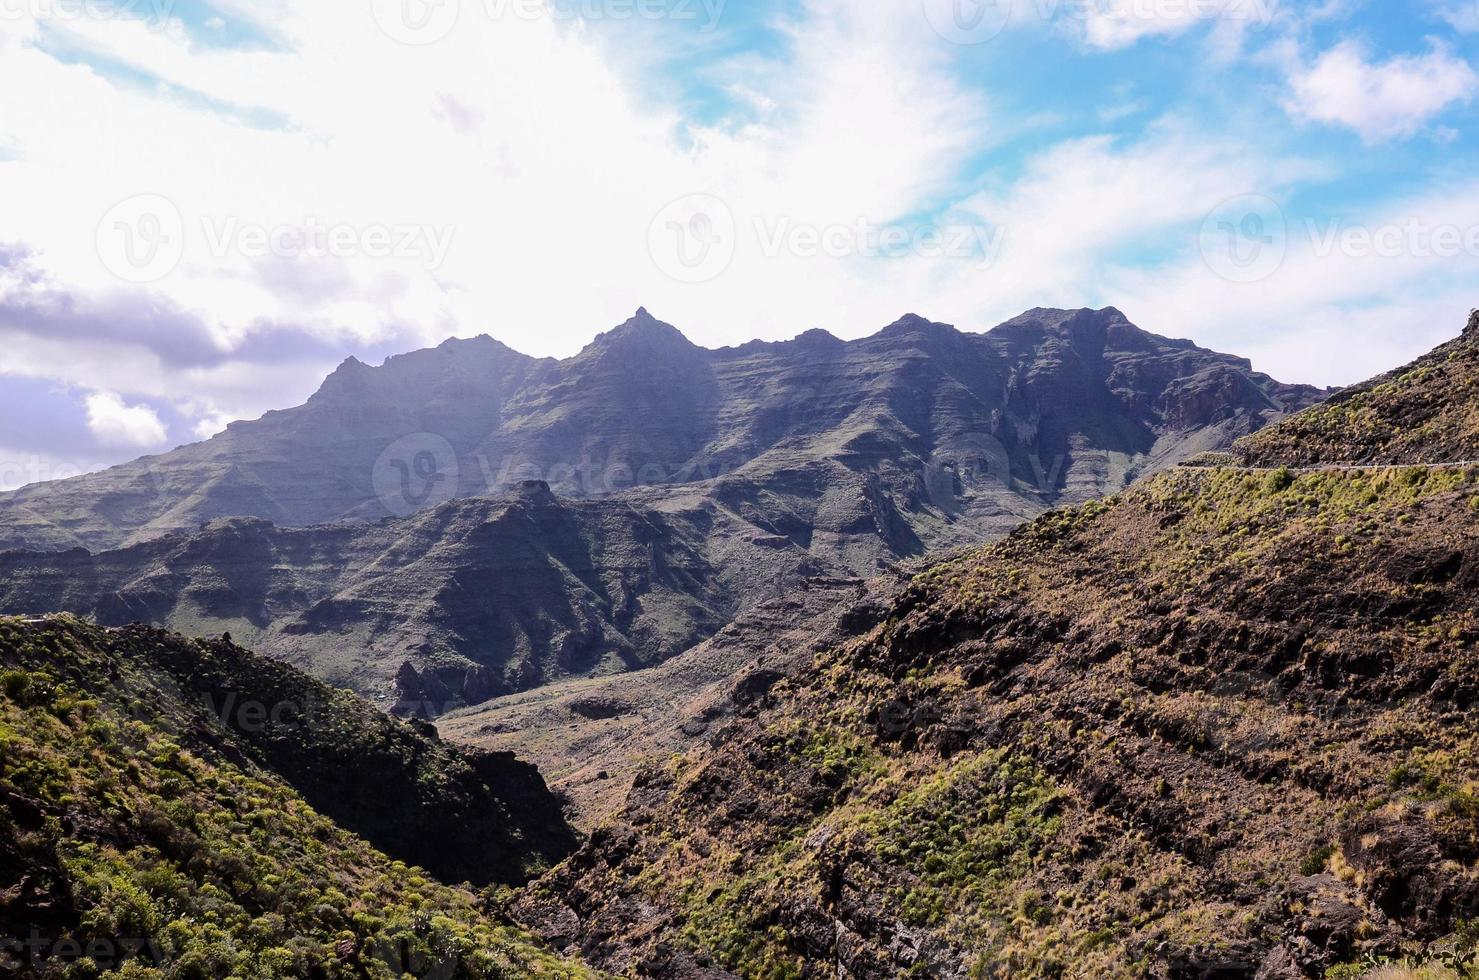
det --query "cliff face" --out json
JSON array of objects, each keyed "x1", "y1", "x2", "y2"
[
  {"x1": 515, "y1": 312, "x2": 1479, "y2": 979},
  {"x1": 0, "y1": 307, "x2": 1324, "y2": 554},
  {"x1": 0, "y1": 485, "x2": 762, "y2": 710}
]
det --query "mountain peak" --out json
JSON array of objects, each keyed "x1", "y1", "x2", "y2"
[
  {"x1": 874, "y1": 313, "x2": 961, "y2": 342},
  {"x1": 582, "y1": 308, "x2": 702, "y2": 357}
]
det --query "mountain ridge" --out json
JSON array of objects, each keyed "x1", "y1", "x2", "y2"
[
  {"x1": 0, "y1": 307, "x2": 1328, "y2": 711},
  {"x1": 0, "y1": 307, "x2": 1326, "y2": 554}
]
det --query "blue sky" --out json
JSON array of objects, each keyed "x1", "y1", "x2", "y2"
[{"x1": 1, "y1": 0, "x2": 1477, "y2": 484}]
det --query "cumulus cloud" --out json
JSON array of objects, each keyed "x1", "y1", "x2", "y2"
[
  {"x1": 1284, "y1": 41, "x2": 1478, "y2": 143},
  {"x1": 83, "y1": 391, "x2": 169, "y2": 448}
]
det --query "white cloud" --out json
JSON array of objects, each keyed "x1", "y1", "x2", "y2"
[
  {"x1": 84, "y1": 391, "x2": 169, "y2": 448},
  {"x1": 0, "y1": 0, "x2": 989, "y2": 364},
  {"x1": 1435, "y1": 1, "x2": 1479, "y2": 33},
  {"x1": 191, "y1": 409, "x2": 235, "y2": 440},
  {"x1": 1071, "y1": 0, "x2": 1277, "y2": 51},
  {"x1": 1284, "y1": 41, "x2": 1478, "y2": 143}
]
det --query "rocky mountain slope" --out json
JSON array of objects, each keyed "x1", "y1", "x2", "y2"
[
  {"x1": 0, "y1": 615, "x2": 592, "y2": 978},
  {"x1": 0, "y1": 307, "x2": 1323, "y2": 555},
  {"x1": 438, "y1": 575, "x2": 907, "y2": 828},
  {"x1": 514, "y1": 312, "x2": 1479, "y2": 978},
  {"x1": 1234, "y1": 312, "x2": 1479, "y2": 467},
  {"x1": 0, "y1": 309, "x2": 1323, "y2": 712},
  {"x1": 0, "y1": 480, "x2": 840, "y2": 711}
]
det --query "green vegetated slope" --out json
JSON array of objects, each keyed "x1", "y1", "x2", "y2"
[
  {"x1": 0, "y1": 616, "x2": 596, "y2": 979},
  {"x1": 518, "y1": 315, "x2": 1479, "y2": 979},
  {"x1": 1236, "y1": 311, "x2": 1479, "y2": 466}
]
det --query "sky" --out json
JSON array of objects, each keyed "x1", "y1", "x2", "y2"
[{"x1": 1, "y1": 0, "x2": 1477, "y2": 487}]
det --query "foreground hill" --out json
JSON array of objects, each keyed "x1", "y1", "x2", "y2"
[
  {"x1": 1236, "y1": 312, "x2": 1479, "y2": 466},
  {"x1": 0, "y1": 308, "x2": 1323, "y2": 555},
  {"x1": 515, "y1": 313, "x2": 1479, "y2": 978},
  {"x1": 0, "y1": 616, "x2": 591, "y2": 978}
]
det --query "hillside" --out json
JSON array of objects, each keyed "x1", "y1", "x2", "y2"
[
  {"x1": 438, "y1": 575, "x2": 905, "y2": 827},
  {"x1": 0, "y1": 308, "x2": 1324, "y2": 555},
  {"x1": 514, "y1": 313, "x2": 1479, "y2": 978},
  {"x1": 1235, "y1": 311, "x2": 1479, "y2": 466},
  {"x1": 0, "y1": 616, "x2": 593, "y2": 978}
]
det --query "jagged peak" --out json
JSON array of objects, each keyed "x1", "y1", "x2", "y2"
[
  {"x1": 580, "y1": 308, "x2": 702, "y2": 357},
  {"x1": 873, "y1": 313, "x2": 961, "y2": 341},
  {"x1": 794, "y1": 327, "x2": 841, "y2": 346},
  {"x1": 513, "y1": 479, "x2": 556, "y2": 504}
]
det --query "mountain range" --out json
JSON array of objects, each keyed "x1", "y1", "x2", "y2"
[
  {"x1": 3, "y1": 308, "x2": 1478, "y2": 979},
  {"x1": 0, "y1": 308, "x2": 1324, "y2": 713}
]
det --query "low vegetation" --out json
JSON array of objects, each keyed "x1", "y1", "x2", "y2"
[{"x1": 0, "y1": 616, "x2": 597, "y2": 979}]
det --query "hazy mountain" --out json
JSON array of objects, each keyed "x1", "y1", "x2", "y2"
[
  {"x1": 515, "y1": 311, "x2": 1479, "y2": 978},
  {"x1": 0, "y1": 307, "x2": 1324, "y2": 554}
]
